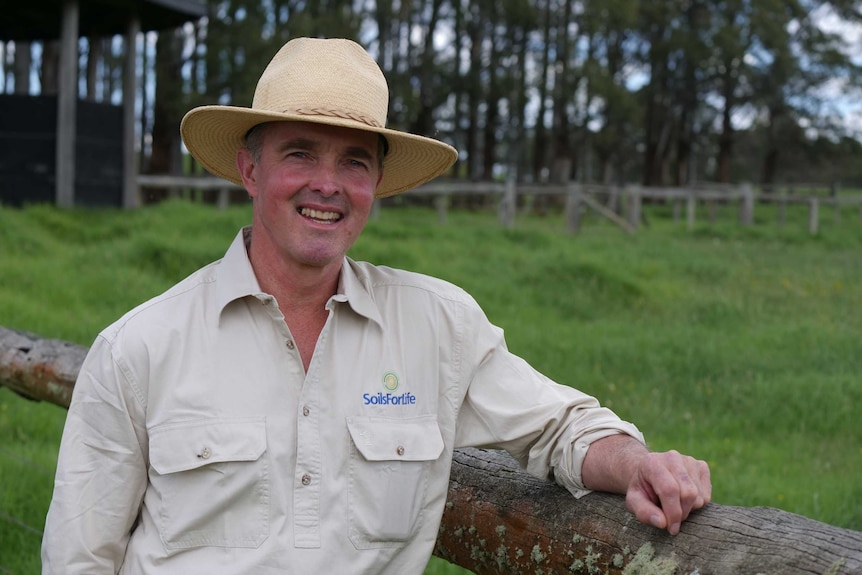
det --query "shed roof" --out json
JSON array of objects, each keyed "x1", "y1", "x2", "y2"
[{"x1": 1, "y1": 0, "x2": 207, "y2": 41}]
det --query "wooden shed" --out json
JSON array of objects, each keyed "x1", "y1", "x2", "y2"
[{"x1": 0, "y1": 0, "x2": 206, "y2": 208}]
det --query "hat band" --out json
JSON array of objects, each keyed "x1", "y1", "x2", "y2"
[{"x1": 285, "y1": 107, "x2": 384, "y2": 129}]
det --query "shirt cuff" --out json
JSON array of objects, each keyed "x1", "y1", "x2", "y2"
[{"x1": 557, "y1": 423, "x2": 645, "y2": 499}]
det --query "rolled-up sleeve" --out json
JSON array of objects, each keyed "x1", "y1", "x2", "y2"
[
  {"x1": 41, "y1": 334, "x2": 148, "y2": 574},
  {"x1": 453, "y1": 303, "x2": 644, "y2": 498}
]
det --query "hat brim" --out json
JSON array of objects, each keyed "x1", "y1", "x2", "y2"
[{"x1": 180, "y1": 106, "x2": 458, "y2": 199}]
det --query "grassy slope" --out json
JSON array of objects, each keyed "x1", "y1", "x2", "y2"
[{"x1": 1, "y1": 199, "x2": 860, "y2": 574}]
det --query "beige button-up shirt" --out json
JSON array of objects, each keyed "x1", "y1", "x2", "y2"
[{"x1": 42, "y1": 228, "x2": 644, "y2": 574}]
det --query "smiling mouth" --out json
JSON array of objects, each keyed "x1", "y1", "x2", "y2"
[{"x1": 299, "y1": 207, "x2": 342, "y2": 224}]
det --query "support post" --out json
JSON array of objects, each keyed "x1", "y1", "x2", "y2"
[
  {"x1": 777, "y1": 194, "x2": 786, "y2": 226},
  {"x1": 122, "y1": 16, "x2": 142, "y2": 209},
  {"x1": 369, "y1": 199, "x2": 380, "y2": 221},
  {"x1": 686, "y1": 190, "x2": 696, "y2": 231},
  {"x1": 809, "y1": 198, "x2": 820, "y2": 235},
  {"x1": 434, "y1": 194, "x2": 449, "y2": 225},
  {"x1": 739, "y1": 182, "x2": 754, "y2": 226},
  {"x1": 564, "y1": 183, "x2": 582, "y2": 234},
  {"x1": 499, "y1": 175, "x2": 516, "y2": 228},
  {"x1": 627, "y1": 186, "x2": 641, "y2": 231},
  {"x1": 55, "y1": 0, "x2": 79, "y2": 208},
  {"x1": 831, "y1": 181, "x2": 841, "y2": 224}
]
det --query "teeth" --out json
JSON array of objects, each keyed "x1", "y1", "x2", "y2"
[{"x1": 300, "y1": 208, "x2": 340, "y2": 222}]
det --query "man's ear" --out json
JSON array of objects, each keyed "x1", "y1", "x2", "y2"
[{"x1": 237, "y1": 148, "x2": 258, "y2": 198}]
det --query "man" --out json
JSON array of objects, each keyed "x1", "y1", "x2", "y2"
[{"x1": 42, "y1": 37, "x2": 710, "y2": 574}]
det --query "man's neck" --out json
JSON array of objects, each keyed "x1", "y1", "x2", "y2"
[
  {"x1": 252, "y1": 253, "x2": 341, "y2": 311},
  {"x1": 247, "y1": 242, "x2": 342, "y2": 372}
]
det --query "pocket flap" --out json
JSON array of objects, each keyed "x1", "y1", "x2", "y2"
[
  {"x1": 346, "y1": 415, "x2": 444, "y2": 462},
  {"x1": 149, "y1": 417, "x2": 266, "y2": 474}
]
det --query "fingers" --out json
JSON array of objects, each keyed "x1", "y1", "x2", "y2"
[
  {"x1": 626, "y1": 451, "x2": 712, "y2": 536},
  {"x1": 626, "y1": 481, "x2": 667, "y2": 531}
]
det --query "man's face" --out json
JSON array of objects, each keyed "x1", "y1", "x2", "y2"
[{"x1": 238, "y1": 121, "x2": 382, "y2": 272}]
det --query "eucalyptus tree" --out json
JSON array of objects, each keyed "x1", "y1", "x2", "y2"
[
  {"x1": 478, "y1": 0, "x2": 537, "y2": 181},
  {"x1": 635, "y1": 0, "x2": 719, "y2": 186},
  {"x1": 748, "y1": 0, "x2": 862, "y2": 188},
  {"x1": 579, "y1": 0, "x2": 642, "y2": 185},
  {"x1": 530, "y1": 0, "x2": 554, "y2": 182},
  {"x1": 149, "y1": 30, "x2": 189, "y2": 176}
]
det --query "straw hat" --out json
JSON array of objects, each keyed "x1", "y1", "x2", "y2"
[{"x1": 180, "y1": 37, "x2": 458, "y2": 198}]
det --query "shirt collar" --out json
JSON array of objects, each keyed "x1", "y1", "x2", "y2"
[
  {"x1": 337, "y1": 257, "x2": 383, "y2": 326},
  {"x1": 215, "y1": 227, "x2": 383, "y2": 326},
  {"x1": 215, "y1": 227, "x2": 267, "y2": 315}
]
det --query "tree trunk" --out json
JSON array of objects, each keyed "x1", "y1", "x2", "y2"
[
  {"x1": 551, "y1": 0, "x2": 574, "y2": 182},
  {"x1": 13, "y1": 41, "x2": 31, "y2": 95},
  {"x1": 716, "y1": 64, "x2": 735, "y2": 184},
  {"x1": 466, "y1": 7, "x2": 483, "y2": 181},
  {"x1": 532, "y1": 0, "x2": 552, "y2": 182},
  {"x1": 482, "y1": 17, "x2": 499, "y2": 181},
  {"x1": 409, "y1": 0, "x2": 444, "y2": 137},
  {"x1": 40, "y1": 40, "x2": 60, "y2": 95},
  {"x1": 4, "y1": 325, "x2": 862, "y2": 574},
  {"x1": 149, "y1": 30, "x2": 185, "y2": 176}
]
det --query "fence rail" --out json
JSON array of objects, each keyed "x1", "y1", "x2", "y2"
[
  {"x1": 3, "y1": 325, "x2": 862, "y2": 574},
  {"x1": 137, "y1": 175, "x2": 862, "y2": 235}
]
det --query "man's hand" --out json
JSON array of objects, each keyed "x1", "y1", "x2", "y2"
[
  {"x1": 625, "y1": 450, "x2": 711, "y2": 535},
  {"x1": 582, "y1": 434, "x2": 711, "y2": 535}
]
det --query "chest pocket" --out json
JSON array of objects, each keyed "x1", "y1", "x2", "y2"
[
  {"x1": 346, "y1": 415, "x2": 444, "y2": 549},
  {"x1": 148, "y1": 417, "x2": 269, "y2": 549}
]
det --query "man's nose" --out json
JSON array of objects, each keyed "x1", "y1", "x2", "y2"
[{"x1": 308, "y1": 160, "x2": 342, "y2": 196}]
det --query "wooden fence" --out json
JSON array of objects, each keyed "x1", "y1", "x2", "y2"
[
  {"x1": 2, "y1": 325, "x2": 862, "y2": 574},
  {"x1": 137, "y1": 175, "x2": 862, "y2": 235}
]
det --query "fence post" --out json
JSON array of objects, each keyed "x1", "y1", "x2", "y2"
[
  {"x1": 687, "y1": 189, "x2": 697, "y2": 231},
  {"x1": 809, "y1": 198, "x2": 819, "y2": 235},
  {"x1": 777, "y1": 193, "x2": 786, "y2": 226},
  {"x1": 369, "y1": 199, "x2": 381, "y2": 221},
  {"x1": 739, "y1": 182, "x2": 754, "y2": 226},
  {"x1": 608, "y1": 187, "x2": 620, "y2": 214},
  {"x1": 217, "y1": 188, "x2": 230, "y2": 211},
  {"x1": 499, "y1": 175, "x2": 517, "y2": 228},
  {"x1": 831, "y1": 181, "x2": 841, "y2": 224},
  {"x1": 434, "y1": 193, "x2": 449, "y2": 225},
  {"x1": 564, "y1": 183, "x2": 582, "y2": 234},
  {"x1": 627, "y1": 186, "x2": 641, "y2": 231}
]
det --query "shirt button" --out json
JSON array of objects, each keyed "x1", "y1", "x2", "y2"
[
  {"x1": 302, "y1": 406, "x2": 310, "y2": 417},
  {"x1": 396, "y1": 445, "x2": 405, "y2": 456},
  {"x1": 301, "y1": 473, "x2": 311, "y2": 486},
  {"x1": 286, "y1": 339, "x2": 296, "y2": 350},
  {"x1": 197, "y1": 447, "x2": 212, "y2": 460}
]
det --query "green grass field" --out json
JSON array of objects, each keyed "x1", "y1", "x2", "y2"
[{"x1": 1, "y1": 198, "x2": 860, "y2": 574}]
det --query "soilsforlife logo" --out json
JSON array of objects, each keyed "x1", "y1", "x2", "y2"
[
  {"x1": 383, "y1": 371, "x2": 399, "y2": 391},
  {"x1": 363, "y1": 371, "x2": 417, "y2": 406}
]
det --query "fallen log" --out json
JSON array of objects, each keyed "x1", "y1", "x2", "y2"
[
  {"x1": 0, "y1": 326, "x2": 82, "y2": 408},
  {"x1": 2, "y1": 325, "x2": 861, "y2": 574},
  {"x1": 436, "y1": 448, "x2": 862, "y2": 574}
]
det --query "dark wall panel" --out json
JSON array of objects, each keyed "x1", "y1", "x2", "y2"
[{"x1": 0, "y1": 94, "x2": 123, "y2": 207}]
